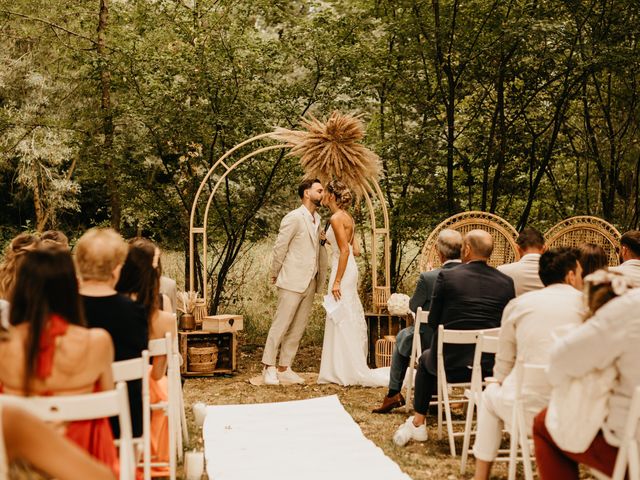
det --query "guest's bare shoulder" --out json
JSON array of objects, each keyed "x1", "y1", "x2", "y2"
[
  {"x1": 87, "y1": 327, "x2": 114, "y2": 363},
  {"x1": 150, "y1": 310, "x2": 175, "y2": 339}
]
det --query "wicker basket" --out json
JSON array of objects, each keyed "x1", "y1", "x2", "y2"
[
  {"x1": 188, "y1": 345, "x2": 218, "y2": 373},
  {"x1": 375, "y1": 336, "x2": 396, "y2": 368}
]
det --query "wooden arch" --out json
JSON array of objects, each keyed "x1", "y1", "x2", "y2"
[
  {"x1": 544, "y1": 216, "x2": 621, "y2": 266},
  {"x1": 188, "y1": 133, "x2": 391, "y2": 310},
  {"x1": 419, "y1": 211, "x2": 520, "y2": 270}
]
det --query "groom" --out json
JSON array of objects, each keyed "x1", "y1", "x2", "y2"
[{"x1": 262, "y1": 178, "x2": 327, "y2": 385}]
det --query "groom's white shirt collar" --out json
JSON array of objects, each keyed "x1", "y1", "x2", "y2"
[{"x1": 300, "y1": 204, "x2": 320, "y2": 227}]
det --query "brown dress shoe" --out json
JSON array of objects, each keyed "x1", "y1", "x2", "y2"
[{"x1": 372, "y1": 393, "x2": 406, "y2": 414}]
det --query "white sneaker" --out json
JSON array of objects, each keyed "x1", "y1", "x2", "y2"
[
  {"x1": 393, "y1": 416, "x2": 428, "y2": 446},
  {"x1": 262, "y1": 366, "x2": 279, "y2": 385},
  {"x1": 276, "y1": 367, "x2": 305, "y2": 384}
]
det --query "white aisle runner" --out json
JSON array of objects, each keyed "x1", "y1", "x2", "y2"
[{"x1": 203, "y1": 395, "x2": 412, "y2": 480}]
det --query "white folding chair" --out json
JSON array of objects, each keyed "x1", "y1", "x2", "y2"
[
  {"x1": 590, "y1": 385, "x2": 640, "y2": 480},
  {"x1": 405, "y1": 307, "x2": 429, "y2": 410},
  {"x1": 148, "y1": 333, "x2": 177, "y2": 480},
  {"x1": 112, "y1": 351, "x2": 152, "y2": 480},
  {"x1": 0, "y1": 382, "x2": 135, "y2": 480},
  {"x1": 460, "y1": 333, "x2": 500, "y2": 473},
  {"x1": 171, "y1": 313, "x2": 189, "y2": 450},
  {"x1": 437, "y1": 324, "x2": 501, "y2": 457},
  {"x1": 507, "y1": 361, "x2": 547, "y2": 480}
]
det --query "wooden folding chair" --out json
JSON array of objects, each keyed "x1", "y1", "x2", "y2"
[
  {"x1": 590, "y1": 385, "x2": 640, "y2": 480},
  {"x1": 405, "y1": 307, "x2": 429, "y2": 410},
  {"x1": 148, "y1": 333, "x2": 177, "y2": 480},
  {"x1": 437, "y1": 324, "x2": 501, "y2": 457},
  {"x1": 460, "y1": 333, "x2": 500, "y2": 473},
  {"x1": 0, "y1": 382, "x2": 136, "y2": 480},
  {"x1": 112, "y1": 351, "x2": 152, "y2": 480}
]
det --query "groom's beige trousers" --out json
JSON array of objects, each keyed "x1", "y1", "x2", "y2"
[{"x1": 262, "y1": 278, "x2": 316, "y2": 367}]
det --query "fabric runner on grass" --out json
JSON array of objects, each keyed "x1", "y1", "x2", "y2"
[{"x1": 203, "y1": 394, "x2": 412, "y2": 480}]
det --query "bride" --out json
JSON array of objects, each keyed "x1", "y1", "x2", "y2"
[{"x1": 317, "y1": 180, "x2": 388, "y2": 387}]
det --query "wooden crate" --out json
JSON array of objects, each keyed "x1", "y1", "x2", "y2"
[
  {"x1": 178, "y1": 331, "x2": 237, "y2": 377},
  {"x1": 364, "y1": 313, "x2": 410, "y2": 368},
  {"x1": 202, "y1": 314, "x2": 243, "y2": 334}
]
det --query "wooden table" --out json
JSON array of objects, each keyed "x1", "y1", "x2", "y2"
[
  {"x1": 178, "y1": 330, "x2": 237, "y2": 377},
  {"x1": 365, "y1": 312, "x2": 411, "y2": 367}
]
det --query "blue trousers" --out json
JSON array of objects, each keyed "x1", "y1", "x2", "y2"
[{"x1": 388, "y1": 325, "x2": 433, "y2": 392}]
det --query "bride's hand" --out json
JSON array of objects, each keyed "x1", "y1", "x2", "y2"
[{"x1": 332, "y1": 280, "x2": 342, "y2": 301}]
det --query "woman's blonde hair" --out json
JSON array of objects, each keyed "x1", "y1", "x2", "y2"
[
  {"x1": 583, "y1": 269, "x2": 631, "y2": 319},
  {"x1": 327, "y1": 179, "x2": 353, "y2": 209},
  {"x1": 0, "y1": 233, "x2": 39, "y2": 300}
]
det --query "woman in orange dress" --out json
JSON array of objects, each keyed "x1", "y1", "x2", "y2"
[
  {"x1": 117, "y1": 238, "x2": 176, "y2": 477},
  {"x1": 0, "y1": 245, "x2": 117, "y2": 474}
]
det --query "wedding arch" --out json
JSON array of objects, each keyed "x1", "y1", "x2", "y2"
[{"x1": 188, "y1": 131, "x2": 392, "y2": 311}]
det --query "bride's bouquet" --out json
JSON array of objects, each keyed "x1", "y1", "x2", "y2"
[{"x1": 387, "y1": 293, "x2": 411, "y2": 316}]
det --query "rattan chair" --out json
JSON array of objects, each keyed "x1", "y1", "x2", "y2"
[
  {"x1": 544, "y1": 216, "x2": 621, "y2": 267},
  {"x1": 419, "y1": 211, "x2": 520, "y2": 271}
]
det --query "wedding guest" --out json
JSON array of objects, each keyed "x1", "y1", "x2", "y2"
[
  {"x1": 472, "y1": 247, "x2": 584, "y2": 480},
  {"x1": 2, "y1": 404, "x2": 115, "y2": 480},
  {"x1": 609, "y1": 230, "x2": 640, "y2": 285},
  {"x1": 116, "y1": 238, "x2": 176, "y2": 477},
  {"x1": 75, "y1": 228, "x2": 148, "y2": 438},
  {"x1": 159, "y1": 274, "x2": 177, "y2": 314},
  {"x1": 497, "y1": 227, "x2": 545, "y2": 296},
  {"x1": 393, "y1": 230, "x2": 515, "y2": 446},
  {"x1": 0, "y1": 232, "x2": 38, "y2": 300},
  {"x1": 0, "y1": 246, "x2": 117, "y2": 472},
  {"x1": 578, "y1": 243, "x2": 608, "y2": 278},
  {"x1": 372, "y1": 229, "x2": 462, "y2": 414},
  {"x1": 41, "y1": 229, "x2": 70, "y2": 250},
  {"x1": 532, "y1": 275, "x2": 640, "y2": 479}
]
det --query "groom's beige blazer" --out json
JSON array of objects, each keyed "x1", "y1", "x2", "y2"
[{"x1": 270, "y1": 205, "x2": 327, "y2": 294}]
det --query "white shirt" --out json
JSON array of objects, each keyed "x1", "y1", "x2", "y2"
[
  {"x1": 498, "y1": 253, "x2": 544, "y2": 296},
  {"x1": 302, "y1": 205, "x2": 320, "y2": 240},
  {"x1": 494, "y1": 283, "x2": 584, "y2": 401},
  {"x1": 610, "y1": 259, "x2": 640, "y2": 287},
  {"x1": 548, "y1": 288, "x2": 640, "y2": 446}
]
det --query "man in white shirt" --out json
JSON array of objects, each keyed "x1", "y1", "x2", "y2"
[
  {"x1": 610, "y1": 230, "x2": 640, "y2": 286},
  {"x1": 498, "y1": 227, "x2": 545, "y2": 296},
  {"x1": 472, "y1": 247, "x2": 584, "y2": 480}
]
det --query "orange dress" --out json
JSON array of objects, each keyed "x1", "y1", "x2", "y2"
[
  {"x1": 148, "y1": 367, "x2": 170, "y2": 477},
  {"x1": 37, "y1": 315, "x2": 120, "y2": 477}
]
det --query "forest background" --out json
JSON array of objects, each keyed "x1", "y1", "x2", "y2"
[{"x1": 1, "y1": 0, "x2": 639, "y2": 341}]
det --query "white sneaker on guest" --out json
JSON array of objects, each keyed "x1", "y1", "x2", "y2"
[
  {"x1": 263, "y1": 366, "x2": 279, "y2": 385},
  {"x1": 393, "y1": 416, "x2": 428, "y2": 446},
  {"x1": 276, "y1": 367, "x2": 305, "y2": 384}
]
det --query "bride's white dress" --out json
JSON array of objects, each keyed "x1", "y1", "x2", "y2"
[{"x1": 317, "y1": 226, "x2": 389, "y2": 387}]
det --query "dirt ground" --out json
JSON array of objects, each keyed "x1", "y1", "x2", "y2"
[{"x1": 182, "y1": 343, "x2": 518, "y2": 480}]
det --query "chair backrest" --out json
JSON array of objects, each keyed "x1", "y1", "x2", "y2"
[
  {"x1": 544, "y1": 216, "x2": 621, "y2": 267},
  {"x1": 468, "y1": 333, "x2": 500, "y2": 392},
  {"x1": 0, "y1": 382, "x2": 135, "y2": 480},
  {"x1": 514, "y1": 361, "x2": 548, "y2": 400},
  {"x1": 148, "y1": 333, "x2": 172, "y2": 357},
  {"x1": 420, "y1": 211, "x2": 519, "y2": 270},
  {"x1": 112, "y1": 351, "x2": 150, "y2": 382},
  {"x1": 438, "y1": 325, "x2": 501, "y2": 351},
  {"x1": 415, "y1": 307, "x2": 429, "y2": 326}
]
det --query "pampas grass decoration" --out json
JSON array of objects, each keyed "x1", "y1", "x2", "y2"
[{"x1": 270, "y1": 111, "x2": 381, "y2": 196}]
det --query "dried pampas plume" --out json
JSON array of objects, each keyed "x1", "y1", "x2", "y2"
[{"x1": 270, "y1": 111, "x2": 381, "y2": 196}]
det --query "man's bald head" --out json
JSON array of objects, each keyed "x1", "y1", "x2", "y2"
[{"x1": 462, "y1": 230, "x2": 494, "y2": 262}]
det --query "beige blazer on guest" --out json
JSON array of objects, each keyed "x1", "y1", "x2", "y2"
[
  {"x1": 498, "y1": 253, "x2": 544, "y2": 296},
  {"x1": 270, "y1": 205, "x2": 327, "y2": 294}
]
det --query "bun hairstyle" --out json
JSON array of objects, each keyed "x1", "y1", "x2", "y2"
[
  {"x1": 0, "y1": 233, "x2": 39, "y2": 300},
  {"x1": 327, "y1": 180, "x2": 353, "y2": 209}
]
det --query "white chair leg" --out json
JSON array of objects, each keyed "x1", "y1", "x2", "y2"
[
  {"x1": 507, "y1": 407, "x2": 519, "y2": 480},
  {"x1": 460, "y1": 393, "x2": 475, "y2": 473},
  {"x1": 442, "y1": 378, "x2": 457, "y2": 457},
  {"x1": 437, "y1": 371, "x2": 443, "y2": 440}
]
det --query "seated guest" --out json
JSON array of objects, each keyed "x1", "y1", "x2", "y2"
[
  {"x1": 159, "y1": 274, "x2": 177, "y2": 314},
  {"x1": 75, "y1": 228, "x2": 148, "y2": 438},
  {"x1": 532, "y1": 275, "x2": 640, "y2": 479},
  {"x1": 41, "y1": 229, "x2": 70, "y2": 250},
  {"x1": 393, "y1": 230, "x2": 515, "y2": 446},
  {"x1": 0, "y1": 232, "x2": 39, "y2": 300},
  {"x1": 0, "y1": 246, "x2": 117, "y2": 473},
  {"x1": 3, "y1": 404, "x2": 115, "y2": 480},
  {"x1": 472, "y1": 247, "x2": 584, "y2": 480},
  {"x1": 373, "y1": 229, "x2": 462, "y2": 414},
  {"x1": 498, "y1": 227, "x2": 545, "y2": 296},
  {"x1": 116, "y1": 238, "x2": 176, "y2": 477},
  {"x1": 609, "y1": 230, "x2": 640, "y2": 285},
  {"x1": 578, "y1": 243, "x2": 608, "y2": 278}
]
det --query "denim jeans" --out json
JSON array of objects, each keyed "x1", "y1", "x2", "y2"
[{"x1": 388, "y1": 325, "x2": 434, "y2": 392}]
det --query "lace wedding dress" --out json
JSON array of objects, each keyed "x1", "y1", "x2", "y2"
[{"x1": 318, "y1": 225, "x2": 389, "y2": 387}]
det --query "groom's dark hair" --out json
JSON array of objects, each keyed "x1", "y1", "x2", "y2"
[{"x1": 298, "y1": 178, "x2": 322, "y2": 199}]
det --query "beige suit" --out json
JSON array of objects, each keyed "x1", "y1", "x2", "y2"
[
  {"x1": 610, "y1": 259, "x2": 640, "y2": 287},
  {"x1": 262, "y1": 205, "x2": 327, "y2": 367},
  {"x1": 497, "y1": 253, "x2": 544, "y2": 296}
]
